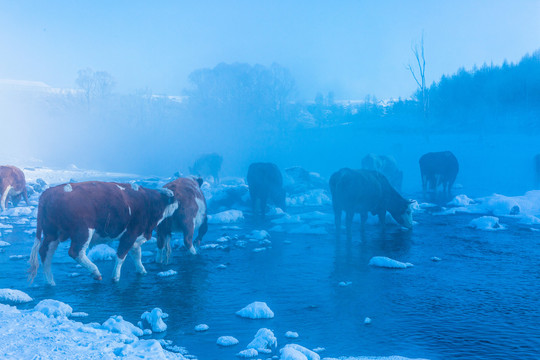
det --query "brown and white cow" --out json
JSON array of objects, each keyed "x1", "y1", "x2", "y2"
[
  {"x1": 0, "y1": 165, "x2": 29, "y2": 211},
  {"x1": 28, "y1": 181, "x2": 178, "y2": 285},
  {"x1": 156, "y1": 177, "x2": 208, "y2": 264}
]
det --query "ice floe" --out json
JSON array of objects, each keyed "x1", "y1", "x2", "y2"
[
  {"x1": 208, "y1": 210, "x2": 244, "y2": 224},
  {"x1": 236, "y1": 301, "x2": 274, "y2": 319},
  {"x1": 87, "y1": 244, "x2": 117, "y2": 261},
  {"x1": 141, "y1": 308, "x2": 168, "y2": 333},
  {"x1": 280, "y1": 344, "x2": 320, "y2": 360},
  {"x1": 0, "y1": 289, "x2": 33, "y2": 303},
  {"x1": 369, "y1": 257, "x2": 413, "y2": 269},
  {"x1": 157, "y1": 270, "x2": 178, "y2": 277},
  {"x1": 469, "y1": 216, "x2": 505, "y2": 231},
  {"x1": 247, "y1": 328, "x2": 277, "y2": 353},
  {"x1": 194, "y1": 324, "x2": 209, "y2": 332},
  {"x1": 217, "y1": 336, "x2": 239, "y2": 346}
]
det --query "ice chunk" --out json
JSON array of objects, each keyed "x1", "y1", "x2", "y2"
[
  {"x1": 364, "y1": 317, "x2": 372, "y2": 324},
  {"x1": 101, "y1": 315, "x2": 143, "y2": 337},
  {"x1": 236, "y1": 301, "x2": 274, "y2": 319},
  {"x1": 237, "y1": 348, "x2": 259, "y2": 358},
  {"x1": 285, "y1": 331, "x2": 299, "y2": 339},
  {"x1": 157, "y1": 270, "x2": 177, "y2": 277},
  {"x1": 249, "y1": 230, "x2": 270, "y2": 240},
  {"x1": 2, "y1": 206, "x2": 33, "y2": 217},
  {"x1": 448, "y1": 194, "x2": 475, "y2": 206},
  {"x1": 280, "y1": 344, "x2": 320, "y2": 360},
  {"x1": 217, "y1": 336, "x2": 239, "y2": 346},
  {"x1": 247, "y1": 328, "x2": 277, "y2": 352},
  {"x1": 369, "y1": 256, "x2": 413, "y2": 269},
  {"x1": 141, "y1": 308, "x2": 167, "y2": 333},
  {"x1": 338, "y1": 281, "x2": 352, "y2": 287},
  {"x1": 88, "y1": 244, "x2": 117, "y2": 261},
  {"x1": 34, "y1": 299, "x2": 73, "y2": 318},
  {"x1": 469, "y1": 216, "x2": 505, "y2": 231},
  {"x1": 208, "y1": 210, "x2": 244, "y2": 224},
  {"x1": 431, "y1": 257, "x2": 442, "y2": 262},
  {"x1": 0, "y1": 289, "x2": 33, "y2": 303},
  {"x1": 71, "y1": 312, "x2": 89, "y2": 318},
  {"x1": 194, "y1": 324, "x2": 209, "y2": 332}
]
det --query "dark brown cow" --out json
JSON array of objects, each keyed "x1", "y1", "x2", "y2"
[
  {"x1": 28, "y1": 181, "x2": 178, "y2": 285},
  {"x1": 156, "y1": 177, "x2": 208, "y2": 264},
  {"x1": 0, "y1": 165, "x2": 29, "y2": 210},
  {"x1": 247, "y1": 162, "x2": 286, "y2": 218},
  {"x1": 330, "y1": 168, "x2": 413, "y2": 238}
]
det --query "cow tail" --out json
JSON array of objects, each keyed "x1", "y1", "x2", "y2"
[
  {"x1": 28, "y1": 200, "x2": 44, "y2": 283},
  {"x1": 23, "y1": 187, "x2": 30, "y2": 206}
]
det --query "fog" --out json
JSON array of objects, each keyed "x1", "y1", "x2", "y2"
[{"x1": 2, "y1": 1, "x2": 540, "y2": 197}]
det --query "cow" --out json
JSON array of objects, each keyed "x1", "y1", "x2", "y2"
[
  {"x1": 361, "y1": 154, "x2": 403, "y2": 191},
  {"x1": 247, "y1": 162, "x2": 286, "y2": 218},
  {"x1": 329, "y1": 168, "x2": 413, "y2": 238},
  {"x1": 0, "y1": 165, "x2": 29, "y2": 211},
  {"x1": 156, "y1": 177, "x2": 208, "y2": 264},
  {"x1": 28, "y1": 181, "x2": 178, "y2": 285},
  {"x1": 190, "y1": 153, "x2": 223, "y2": 184},
  {"x1": 419, "y1": 151, "x2": 459, "y2": 196}
]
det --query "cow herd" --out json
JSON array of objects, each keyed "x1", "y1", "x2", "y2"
[{"x1": 0, "y1": 151, "x2": 460, "y2": 285}]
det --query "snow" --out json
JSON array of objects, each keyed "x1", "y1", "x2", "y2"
[
  {"x1": 249, "y1": 229, "x2": 270, "y2": 240},
  {"x1": 285, "y1": 331, "x2": 299, "y2": 339},
  {"x1": 101, "y1": 315, "x2": 144, "y2": 337},
  {"x1": 247, "y1": 328, "x2": 277, "y2": 352},
  {"x1": 217, "y1": 336, "x2": 239, "y2": 346},
  {"x1": 208, "y1": 210, "x2": 244, "y2": 224},
  {"x1": 338, "y1": 281, "x2": 352, "y2": 287},
  {"x1": 87, "y1": 244, "x2": 117, "y2": 261},
  {"x1": 280, "y1": 344, "x2": 320, "y2": 360},
  {"x1": 71, "y1": 312, "x2": 89, "y2": 318},
  {"x1": 448, "y1": 194, "x2": 475, "y2": 206},
  {"x1": 0, "y1": 223, "x2": 13, "y2": 229},
  {"x1": 287, "y1": 189, "x2": 331, "y2": 207},
  {"x1": 194, "y1": 324, "x2": 209, "y2": 332},
  {"x1": 469, "y1": 216, "x2": 505, "y2": 231},
  {"x1": 217, "y1": 264, "x2": 227, "y2": 269},
  {"x1": 364, "y1": 317, "x2": 372, "y2": 325},
  {"x1": 271, "y1": 214, "x2": 302, "y2": 224},
  {"x1": 431, "y1": 257, "x2": 442, "y2": 262},
  {"x1": 0, "y1": 289, "x2": 33, "y2": 303},
  {"x1": 141, "y1": 308, "x2": 168, "y2": 333},
  {"x1": 236, "y1": 301, "x2": 275, "y2": 319},
  {"x1": 253, "y1": 247, "x2": 267, "y2": 252},
  {"x1": 158, "y1": 270, "x2": 178, "y2": 277},
  {"x1": 34, "y1": 299, "x2": 73, "y2": 318},
  {"x1": 369, "y1": 257, "x2": 414, "y2": 269},
  {"x1": 0, "y1": 303, "x2": 185, "y2": 360},
  {"x1": 1, "y1": 206, "x2": 34, "y2": 217},
  {"x1": 237, "y1": 348, "x2": 259, "y2": 358}
]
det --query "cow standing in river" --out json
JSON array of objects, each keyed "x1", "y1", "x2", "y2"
[
  {"x1": 156, "y1": 177, "x2": 208, "y2": 264},
  {"x1": 247, "y1": 163, "x2": 286, "y2": 218},
  {"x1": 330, "y1": 168, "x2": 413, "y2": 238},
  {"x1": 0, "y1": 165, "x2": 29, "y2": 211},
  {"x1": 419, "y1": 151, "x2": 459, "y2": 196},
  {"x1": 28, "y1": 181, "x2": 178, "y2": 285}
]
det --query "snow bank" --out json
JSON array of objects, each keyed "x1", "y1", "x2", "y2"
[
  {"x1": 280, "y1": 344, "x2": 320, "y2": 360},
  {"x1": 469, "y1": 216, "x2": 505, "y2": 231},
  {"x1": 217, "y1": 336, "x2": 239, "y2": 346},
  {"x1": 247, "y1": 328, "x2": 277, "y2": 353},
  {"x1": 0, "y1": 304, "x2": 185, "y2": 360},
  {"x1": 34, "y1": 299, "x2": 73, "y2": 318},
  {"x1": 0, "y1": 289, "x2": 33, "y2": 303},
  {"x1": 141, "y1": 308, "x2": 168, "y2": 333},
  {"x1": 101, "y1": 315, "x2": 144, "y2": 337},
  {"x1": 369, "y1": 257, "x2": 413, "y2": 269},
  {"x1": 88, "y1": 244, "x2": 117, "y2": 261},
  {"x1": 236, "y1": 301, "x2": 274, "y2": 319},
  {"x1": 157, "y1": 270, "x2": 178, "y2": 277},
  {"x1": 194, "y1": 324, "x2": 209, "y2": 332},
  {"x1": 208, "y1": 210, "x2": 244, "y2": 224}
]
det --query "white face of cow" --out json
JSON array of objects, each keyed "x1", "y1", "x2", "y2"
[{"x1": 400, "y1": 204, "x2": 414, "y2": 229}]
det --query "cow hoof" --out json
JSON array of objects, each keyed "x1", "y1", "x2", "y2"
[
  {"x1": 93, "y1": 275, "x2": 102, "y2": 281},
  {"x1": 112, "y1": 277, "x2": 119, "y2": 283}
]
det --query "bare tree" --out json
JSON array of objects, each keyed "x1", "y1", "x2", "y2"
[
  {"x1": 76, "y1": 68, "x2": 114, "y2": 106},
  {"x1": 407, "y1": 34, "x2": 428, "y2": 120}
]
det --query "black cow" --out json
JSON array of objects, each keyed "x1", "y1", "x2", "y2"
[
  {"x1": 247, "y1": 163, "x2": 286, "y2": 218},
  {"x1": 419, "y1": 151, "x2": 459, "y2": 196},
  {"x1": 330, "y1": 168, "x2": 413, "y2": 238}
]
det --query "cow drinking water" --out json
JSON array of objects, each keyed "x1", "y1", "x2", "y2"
[
  {"x1": 247, "y1": 163, "x2": 286, "y2": 218},
  {"x1": 0, "y1": 165, "x2": 29, "y2": 211},
  {"x1": 419, "y1": 151, "x2": 459, "y2": 196},
  {"x1": 330, "y1": 168, "x2": 413, "y2": 238},
  {"x1": 156, "y1": 177, "x2": 208, "y2": 264},
  {"x1": 28, "y1": 181, "x2": 178, "y2": 285}
]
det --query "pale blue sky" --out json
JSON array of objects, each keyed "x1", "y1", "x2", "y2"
[{"x1": 1, "y1": 1, "x2": 539, "y2": 100}]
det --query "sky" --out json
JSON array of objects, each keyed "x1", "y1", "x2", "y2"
[{"x1": 1, "y1": 1, "x2": 540, "y2": 100}]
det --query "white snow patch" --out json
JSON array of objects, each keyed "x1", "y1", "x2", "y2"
[
  {"x1": 101, "y1": 315, "x2": 143, "y2": 338},
  {"x1": 217, "y1": 264, "x2": 227, "y2": 269},
  {"x1": 71, "y1": 312, "x2": 89, "y2": 318},
  {"x1": 194, "y1": 324, "x2": 209, "y2": 332},
  {"x1": 285, "y1": 331, "x2": 299, "y2": 339},
  {"x1": 2, "y1": 206, "x2": 33, "y2": 217},
  {"x1": 0, "y1": 240, "x2": 10, "y2": 247},
  {"x1": 217, "y1": 336, "x2": 239, "y2": 346},
  {"x1": 369, "y1": 256, "x2": 413, "y2": 269},
  {"x1": 208, "y1": 210, "x2": 244, "y2": 224},
  {"x1": 448, "y1": 194, "x2": 475, "y2": 206},
  {"x1": 157, "y1": 270, "x2": 178, "y2": 277},
  {"x1": 364, "y1": 317, "x2": 372, "y2": 325},
  {"x1": 469, "y1": 216, "x2": 505, "y2": 231},
  {"x1": 249, "y1": 229, "x2": 270, "y2": 240},
  {"x1": 88, "y1": 244, "x2": 117, "y2": 261},
  {"x1": 64, "y1": 184, "x2": 73, "y2": 192},
  {"x1": 338, "y1": 281, "x2": 352, "y2": 287},
  {"x1": 280, "y1": 344, "x2": 320, "y2": 360},
  {"x1": 237, "y1": 348, "x2": 258, "y2": 357},
  {"x1": 0, "y1": 223, "x2": 13, "y2": 229},
  {"x1": 141, "y1": 308, "x2": 168, "y2": 333},
  {"x1": 236, "y1": 301, "x2": 274, "y2": 319},
  {"x1": 34, "y1": 299, "x2": 73, "y2": 318},
  {"x1": 0, "y1": 289, "x2": 33, "y2": 303},
  {"x1": 431, "y1": 257, "x2": 442, "y2": 262},
  {"x1": 247, "y1": 328, "x2": 277, "y2": 353}
]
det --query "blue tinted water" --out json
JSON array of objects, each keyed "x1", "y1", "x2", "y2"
[{"x1": 0, "y1": 205, "x2": 539, "y2": 359}]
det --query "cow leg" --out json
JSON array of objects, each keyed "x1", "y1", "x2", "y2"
[
  {"x1": 195, "y1": 216, "x2": 208, "y2": 247},
  {"x1": 184, "y1": 226, "x2": 197, "y2": 255},
  {"x1": 69, "y1": 228, "x2": 102, "y2": 281},
  {"x1": 251, "y1": 196, "x2": 258, "y2": 217},
  {"x1": 39, "y1": 234, "x2": 59, "y2": 286},
  {"x1": 1, "y1": 185, "x2": 12, "y2": 211},
  {"x1": 345, "y1": 211, "x2": 354, "y2": 240},
  {"x1": 113, "y1": 231, "x2": 138, "y2": 282},
  {"x1": 130, "y1": 237, "x2": 147, "y2": 275},
  {"x1": 23, "y1": 187, "x2": 30, "y2": 205},
  {"x1": 360, "y1": 212, "x2": 368, "y2": 231},
  {"x1": 378, "y1": 210, "x2": 386, "y2": 229},
  {"x1": 156, "y1": 232, "x2": 172, "y2": 264},
  {"x1": 334, "y1": 208, "x2": 342, "y2": 238},
  {"x1": 260, "y1": 196, "x2": 267, "y2": 219},
  {"x1": 12, "y1": 193, "x2": 22, "y2": 206}
]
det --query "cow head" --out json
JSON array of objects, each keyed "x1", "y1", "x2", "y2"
[
  {"x1": 390, "y1": 199, "x2": 413, "y2": 230},
  {"x1": 157, "y1": 188, "x2": 178, "y2": 225}
]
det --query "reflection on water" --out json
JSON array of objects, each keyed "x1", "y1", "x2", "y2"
[{"x1": 0, "y1": 208, "x2": 539, "y2": 360}]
